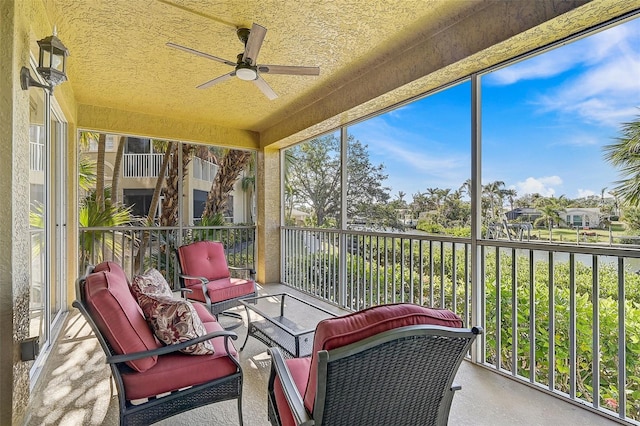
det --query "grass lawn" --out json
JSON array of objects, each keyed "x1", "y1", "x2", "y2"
[{"x1": 530, "y1": 222, "x2": 636, "y2": 244}]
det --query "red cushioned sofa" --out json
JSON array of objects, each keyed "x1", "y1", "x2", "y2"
[
  {"x1": 74, "y1": 261, "x2": 244, "y2": 426},
  {"x1": 267, "y1": 303, "x2": 482, "y2": 426}
]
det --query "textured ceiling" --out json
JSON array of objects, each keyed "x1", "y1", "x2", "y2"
[{"x1": 43, "y1": 0, "x2": 639, "y2": 147}]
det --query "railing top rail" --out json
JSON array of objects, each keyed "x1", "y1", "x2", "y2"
[
  {"x1": 80, "y1": 225, "x2": 256, "y2": 231},
  {"x1": 280, "y1": 226, "x2": 470, "y2": 243},
  {"x1": 282, "y1": 225, "x2": 640, "y2": 257},
  {"x1": 479, "y1": 238, "x2": 640, "y2": 258}
]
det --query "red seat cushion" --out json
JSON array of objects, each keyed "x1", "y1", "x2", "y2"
[
  {"x1": 303, "y1": 303, "x2": 463, "y2": 413},
  {"x1": 273, "y1": 357, "x2": 312, "y2": 426},
  {"x1": 188, "y1": 277, "x2": 256, "y2": 304},
  {"x1": 84, "y1": 270, "x2": 161, "y2": 372},
  {"x1": 121, "y1": 321, "x2": 239, "y2": 400}
]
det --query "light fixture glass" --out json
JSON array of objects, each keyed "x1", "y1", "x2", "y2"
[
  {"x1": 236, "y1": 67, "x2": 257, "y2": 81},
  {"x1": 36, "y1": 26, "x2": 69, "y2": 87},
  {"x1": 22, "y1": 26, "x2": 69, "y2": 91}
]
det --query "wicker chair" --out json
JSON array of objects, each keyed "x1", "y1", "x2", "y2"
[
  {"x1": 175, "y1": 240, "x2": 257, "y2": 325},
  {"x1": 267, "y1": 303, "x2": 482, "y2": 426},
  {"x1": 74, "y1": 261, "x2": 244, "y2": 426}
]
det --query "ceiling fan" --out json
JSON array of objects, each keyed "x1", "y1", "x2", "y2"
[{"x1": 167, "y1": 23, "x2": 320, "y2": 100}]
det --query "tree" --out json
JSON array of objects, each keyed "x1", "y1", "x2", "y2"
[
  {"x1": 202, "y1": 149, "x2": 253, "y2": 219},
  {"x1": 285, "y1": 134, "x2": 392, "y2": 228},
  {"x1": 483, "y1": 180, "x2": 506, "y2": 220},
  {"x1": 111, "y1": 136, "x2": 126, "y2": 204},
  {"x1": 534, "y1": 198, "x2": 565, "y2": 241},
  {"x1": 603, "y1": 115, "x2": 640, "y2": 205},
  {"x1": 160, "y1": 143, "x2": 195, "y2": 226},
  {"x1": 95, "y1": 133, "x2": 107, "y2": 211}
]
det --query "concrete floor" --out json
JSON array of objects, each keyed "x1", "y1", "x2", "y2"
[{"x1": 26, "y1": 283, "x2": 620, "y2": 426}]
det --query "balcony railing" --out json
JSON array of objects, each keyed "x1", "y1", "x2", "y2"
[
  {"x1": 192, "y1": 157, "x2": 219, "y2": 182},
  {"x1": 78, "y1": 225, "x2": 255, "y2": 287},
  {"x1": 122, "y1": 154, "x2": 218, "y2": 181},
  {"x1": 281, "y1": 226, "x2": 640, "y2": 425},
  {"x1": 122, "y1": 153, "x2": 168, "y2": 178},
  {"x1": 30, "y1": 141, "x2": 44, "y2": 172}
]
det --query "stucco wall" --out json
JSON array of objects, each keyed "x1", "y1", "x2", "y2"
[
  {"x1": 0, "y1": 1, "x2": 79, "y2": 423},
  {"x1": 1, "y1": 1, "x2": 34, "y2": 423}
]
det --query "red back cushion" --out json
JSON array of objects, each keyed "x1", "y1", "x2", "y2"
[
  {"x1": 84, "y1": 270, "x2": 161, "y2": 372},
  {"x1": 177, "y1": 241, "x2": 230, "y2": 288},
  {"x1": 94, "y1": 261, "x2": 129, "y2": 284},
  {"x1": 303, "y1": 303, "x2": 463, "y2": 412}
]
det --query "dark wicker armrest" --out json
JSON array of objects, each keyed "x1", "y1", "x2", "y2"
[
  {"x1": 106, "y1": 330, "x2": 238, "y2": 364},
  {"x1": 268, "y1": 347, "x2": 313, "y2": 425}
]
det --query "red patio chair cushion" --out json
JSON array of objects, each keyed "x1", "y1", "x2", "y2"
[
  {"x1": 178, "y1": 241, "x2": 231, "y2": 285},
  {"x1": 303, "y1": 303, "x2": 463, "y2": 413},
  {"x1": 94, "y1": 261, "x2": 130, "y2": 285},
  {"x1": 84, "y1": 270, "x2": 161, "y2": 372},
  {"x1": 121, "y1": 320, "x2": 240, "y2": 400},
  {"x1": 188, "y1": 277, "x2": 256, "y2": 304},
  {"x1": 273, "y1": 357, "x2": 311, "y2": 426}
]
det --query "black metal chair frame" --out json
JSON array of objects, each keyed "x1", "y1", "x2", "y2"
[
  {"x1": 74, "y1": 266, "x2": 244, "y2": 426},
  {"x1": 268, "y1": 324, "x2": 482, "y2": 426}
]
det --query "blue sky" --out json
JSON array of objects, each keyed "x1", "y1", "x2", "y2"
[{"x1": 347, "y1": 16, "x2": 640, "y2": 202}]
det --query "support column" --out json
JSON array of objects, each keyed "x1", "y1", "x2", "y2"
[{"x1": 256, "y1": 147, "x2": 281, "y2": 284}]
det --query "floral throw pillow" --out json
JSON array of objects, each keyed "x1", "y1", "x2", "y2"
[
  {"x1": 136, "y1": 293, "x2": 215, "y2": 355},
  {"x1": 131, "y1": 268, "x2": 174, "y2": 300}
]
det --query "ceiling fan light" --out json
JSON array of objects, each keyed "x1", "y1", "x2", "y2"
[{"x1": 236, "y1": 67, "x2": 257, "y2": 81}]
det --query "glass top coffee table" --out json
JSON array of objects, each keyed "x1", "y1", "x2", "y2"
[{"x1": 239, "y1": 293, "x2": 337, "y2": 358}]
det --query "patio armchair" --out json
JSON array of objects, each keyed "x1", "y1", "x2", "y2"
[
  {"x1": 74, "y1": 261, "x2": 244, "y2": 426},
  {"x1": 175, "y1": 240, "x2": 257, "y2": 324},
  {"x1": 267, "y1": 303, "x2": 482, "y2": 426}
]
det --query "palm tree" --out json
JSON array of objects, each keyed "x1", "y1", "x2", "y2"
[
  {"x1": 78, "y1": 189, "x2": 133, "y2": 267},
  {"x1": 95, "y1": 133, "x2": 107, "y2": 211},
  {"x1": 534, "y1": 200, "x2": 564, "y2": 242},
  {"x1": 202, "y1": 149, "x2": 253, "y2": 219},
  {"x1": 483, "y1": 180, "x2": 505, "y2": 219},
  {"x1": 603, "y1": 115, "x2": 640, "y2": 205},
  {"x1": 111, "y1": 136, "x2": 126, "y2": 204},
  {"x1": 78, "y1": 156, "x2": 96, "y2": 191},
  {"x1": 503, "y1": 188, "x2": 517, "y2": 213}
]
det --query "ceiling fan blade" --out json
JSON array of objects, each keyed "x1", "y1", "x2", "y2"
[
  {"x1": 258, "y1": 65, "x2": 320, "y2": 76},
  {"x1": 253, "y1": 76, "x2": 278, "y2": 100},
  {"x1": 197, "y1": 72, "x2": 235, "y2": 89},
  {"x1": 166, "y1": 42, "x2": 236, "y2": 67},
  {"x1": 242, "y1": 23, "x2": 267, "y2": 66}
]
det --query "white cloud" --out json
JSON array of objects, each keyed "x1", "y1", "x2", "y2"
[
  {"x1": 487, "y1": 20, "x2": 640, "y2": 128},
  {"x1": 577, "y1": 189, "x2": 596, "y2": 198},
  {"x1": 488, "y1": 22, "x2": 636, "y2": 86},
  {"x1": 515, "y1": 176, "x2": 562, "y2": 197},
  {"x1": 352, "y1": 117, "x2": 464, "y2": 174}
]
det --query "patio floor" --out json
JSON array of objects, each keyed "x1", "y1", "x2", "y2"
[{"x1": 26, "y1": 283, "x2": 619, "y2": 425}]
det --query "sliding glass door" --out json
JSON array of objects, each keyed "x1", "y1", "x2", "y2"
[{"x1": 27, "y1": 69, "x2": 67, "y2": 383}]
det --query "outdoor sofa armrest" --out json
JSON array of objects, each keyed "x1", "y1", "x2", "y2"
[
  {"x1": 268, "y1": 347, "x2": 314, "y2": 426},
  {"x1": 106, "y1": 329, "x2": 238, "y2": 364}
]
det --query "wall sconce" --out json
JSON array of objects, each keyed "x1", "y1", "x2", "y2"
[{"x1": 21, "y1": 27, "x2": 69, "y2": 92}]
